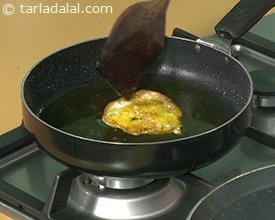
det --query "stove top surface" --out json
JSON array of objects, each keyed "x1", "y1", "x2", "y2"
[
  {"x1": 1, "y1": 133, "x2": 275, "y2": 219},
  {"x1": 1, "y1": 13, "x2": 275, "y2": 220}
]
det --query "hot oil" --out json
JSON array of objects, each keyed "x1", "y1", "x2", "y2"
[{"x1": 38, "y1": 76, "x2": 236, "y2": 143}]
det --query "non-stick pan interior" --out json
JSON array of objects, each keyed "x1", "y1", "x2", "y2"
[{"x1": 23, "y1": 38, "x2": 251, "y2": 143}]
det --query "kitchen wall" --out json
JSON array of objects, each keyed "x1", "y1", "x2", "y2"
[{"x1": 0, "y1": 0, "x2": 274, "y2": 134}]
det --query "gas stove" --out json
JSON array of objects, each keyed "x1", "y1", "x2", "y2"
[{"x1": 1, "y1": 14, "x2": 275, "y2": 220}]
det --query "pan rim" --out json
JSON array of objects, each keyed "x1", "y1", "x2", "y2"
[
  {"x1": 186, "y1": 164, "x2": 275, "y2": 220},
  {"x1": 21, "y1": 36, "x2": 253, "y2": 146}
]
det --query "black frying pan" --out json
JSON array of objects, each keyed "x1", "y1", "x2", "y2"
[
  {"x1": 187, "y1": 165, "x2": 275, "y2": 220},
  {"x1": 21, "y1": 0, "x2": 273, "y2": 178}
]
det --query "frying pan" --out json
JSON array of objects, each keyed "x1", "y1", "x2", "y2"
[
  {"x1": 21, "y1": 1, "x2": 273, "y2": 178},
  {"x1": 187, "y1": 165, "x2": 275, "y2": 220}
]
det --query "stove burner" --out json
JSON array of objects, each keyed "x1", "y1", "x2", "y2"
[
  {"x1": 251, "y1": 68, "x2": 275, "y2": 107},
  {"x1": 247, "y1": 69, "x2": 275, "y2": 148},
  {"x1": 67, "y1": 175, "x2": 185, "y2": 220},
  {"x1": 88, "y1": 175, "x2": 153, "y2": 189}
]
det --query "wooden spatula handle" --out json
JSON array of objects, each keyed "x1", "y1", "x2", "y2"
[{"x1": 101, "y1": 0, "x2": 170, "y2": 99}]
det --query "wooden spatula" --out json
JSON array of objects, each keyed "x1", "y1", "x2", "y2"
[{"x1": 101, "y1": 0, "x2": 170, "y2": 99}]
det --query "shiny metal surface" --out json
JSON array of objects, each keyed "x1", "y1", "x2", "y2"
[
  {"x1": 250, "y1": 69, "x2": 275, "y2": 108},
  {"x1": 89, "y1": 175, "x2": 153, "y2": 189},
  {"x1": 0, "y1": 143, "x2": 38, "y2": 170},
  {"x1": 253, "y1": 95, "x2": 275, "y2": 107},
  {"x1": 6, "y1": 136, "x2": 275, "y2": 219},
  {"x1": 193, "y1": 136, "x2": 275, "y2": 186},
  {"x1": 197, "y1": 34, "x2": 232, "y2": 54},
  {"x1": 2, "y1": 136, "x2": 275, "y2": 219},
  {"x1": 230, "y1": 41, "x2": 275, "y2": 137},
  {"x1": 0, "y1": 146, "x2": 66, "y2": 202},
  {"x1": 231, "y1": 44, "x2": 275, "y2": 68},
  {"x1": 68, "y1": 175, "x2": 185, "y2": 220},
  {"x1": 251, "y1": 107, "x2": 275, "y2": 135},
  {"x1": 188, "y1": 165, "x2": 275, "y2": 220},
  {"x1": 0, "y1": 201, "x2": 34, "y2": 220}
]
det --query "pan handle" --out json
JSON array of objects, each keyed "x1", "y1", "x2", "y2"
[{"x1": 215, "y1": 0, "x2": 275, "y2": 39}]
